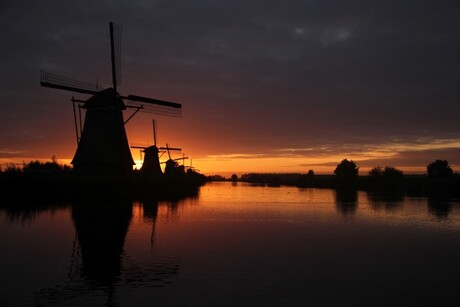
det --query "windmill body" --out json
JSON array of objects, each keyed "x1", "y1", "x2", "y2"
[
  {"x1": 72, "y1": 88, "x2": 134, "y2": 175},
  {"x1": 138, "y1": 120, "x2": 163, "y2": 175},
  {"x1": 140, "y1": 145, "x2": 163, "y2": 175},
  {"x1": 164, "y1": 159, "x2": 183, "y2": 175}
]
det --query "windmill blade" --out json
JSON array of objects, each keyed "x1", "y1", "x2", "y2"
[
  {"x1": 174, "y1": 156, "x2": 189, "y2": 161},
  {"x1": 158, "y1": 147, "x2": 181, "y2": 151},
  {"x1": 109, "y1": 22, "x2": 122, "y2": 90},
  {"x1": 124, "y1": 99, "x2": 182, "y2": 118},
  {"x1": 152, "y1": 119, "x2": 157, "y2": 146},
  {"x1": 165, "y1": 143, "x2": 171, "y2": 159},
  {"x1": 40, "y1": 71, "x2": 99, "y2": 95},
  {"x1": 125, "y1": 95, "x2": 181, "y2": 109},
  {"x1": 131, "y1": 146, "x2": 147, "y2": 149}
]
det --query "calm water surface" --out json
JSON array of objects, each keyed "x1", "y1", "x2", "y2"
[{"x1": 1, "y1": 182, "x2": 460, "y2": 306}]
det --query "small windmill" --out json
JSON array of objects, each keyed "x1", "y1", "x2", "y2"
[
  {"x1": 186, "y1": 158, "x2": 199, "y2": 173},
  {"x1": 131, "y1": 119, "x2": 182, "y2": 175},
  {"x1": 162, "y1": 144, "x2": 188, "y2": 175},
  {"x1": 40, "y1": 22, "x2": 182, "y2": 175}
]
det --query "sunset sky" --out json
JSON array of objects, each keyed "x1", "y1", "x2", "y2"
[{"x1": 1, "y1": 1, "x2": 459, "y2": 175}]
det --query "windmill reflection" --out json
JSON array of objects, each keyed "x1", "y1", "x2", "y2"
[
  {"x1": 71, "y1": 200, "x2": 132, "y2": 283},
  {"x1": 140, "y1": 199, "x2": 159, "y2": 247},
  {"x1": 34, "y1": 197, "x2": 191, "y2": 306}
]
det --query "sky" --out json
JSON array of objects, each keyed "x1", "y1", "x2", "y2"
[{"x1": 1, "y1": 0, "x2": 459, "y2": 175}]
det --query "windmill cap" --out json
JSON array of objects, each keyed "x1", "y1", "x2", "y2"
[{"x1": 84, "y1": 88, "x2": 126, "y2": 109}]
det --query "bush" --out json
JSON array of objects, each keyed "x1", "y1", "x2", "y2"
[
  {"x1": 334, "y1": 159, "x2": 359, "y2": 178},
  {"x1": 427, "y1": 160, "x2": 453, "y2": 178},
  {"x1": 334, "y1": 159, "x2": 359, "y2": 189},
  {"x1": 368, "y1": 166, "x2": 404, "y2": 192}
]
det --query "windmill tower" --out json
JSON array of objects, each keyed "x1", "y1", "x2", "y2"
[{"x1": 40, "y1": 22, "x2": 182, "y2": 176}]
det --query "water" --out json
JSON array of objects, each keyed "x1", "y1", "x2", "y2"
[{"x1": 1, "y1": 182, "x2": 460, "y2": 306}]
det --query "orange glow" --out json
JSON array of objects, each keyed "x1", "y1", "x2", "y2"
[
  {"x1": 2, "y1": 125, "x2": 459, "y2": 176},
  {"x1": 0, "y1": 153, "x2": 454, "y2": 176}
]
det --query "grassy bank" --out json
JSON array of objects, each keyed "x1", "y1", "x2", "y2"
[
  {"x1": 0, "y1": 161, "x2": 207, "y2": 203},
  {"x1": 238, "y1": 172, "x2": 460, "y2": 198}
]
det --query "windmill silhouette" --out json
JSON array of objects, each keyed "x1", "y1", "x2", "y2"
[
  {"x1": 40, "y1": 22, "x2": 182, "y2": 175},
  {"x1": 162, "y1": 145, "x2": 188, "y2": 175},
  {"x1": 131, "y1": 119, "x2": 182, "y2": 175}
]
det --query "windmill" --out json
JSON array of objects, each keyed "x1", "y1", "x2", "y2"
[
  {"x1": 162, "y1": 144, "x2": 188, "y2": 175},
  {"x1": 186, "y1": 158, "x2": 200, "y2": 173},
  {"x1": 40, "y1": 22, "x2": 182, "y2": 175},
  {"x1": 131, "y1": 119, "x2": 182, "y2": 175}
]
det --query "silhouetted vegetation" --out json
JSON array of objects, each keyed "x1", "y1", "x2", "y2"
[
  {"x1": 334, "y1": 159, "x2": 359, "y2": 189},
  {"x1": 240, "y1": 173, "x2": 302, "y2": 186},
  {"x1": 427, "y1": 160, "x2": 453, "y2": 178},
  {"x1": 297, "y1": 169, "x2": 316, "y2": 187},
  {"x1": 207, "y1": 174, "x2": 226, "y2": 181},
  {"x1": 2, "y1": 157, "x2": 459, "y2": 205},
  {"x1": 367, "y1": 166, "x2": 405, "y2": 194},
  {"x1": 424, "y1": 159, "x2": 456, "y2": 197},
  {"x1": 0, "y1": 159, "x2": 206, "y2": 204},
  {"x1": 237, "y1": 159, "x2": 459, "y2": 198}
]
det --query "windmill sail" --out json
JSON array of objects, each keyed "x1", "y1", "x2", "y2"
[
  {"x1": 125, "y1": 101, "x2": 182, "y2": 118},
  {"x1": 110, "y1": 22, "x2": 122, "y2": 91},
  {"x1": 40, "y1": 71, "x2": 99, "y2": 95}
]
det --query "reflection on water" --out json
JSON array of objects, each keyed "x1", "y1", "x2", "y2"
[
  {"x1": 1, "y1": 183, "x2": 460, "y2": 306},
  {"x1": 72, "y1": 200, "x2": 132, "y2": 283},
  {"x1": 428, "y1": 197, "x2": 453, "y2": 220},
  {"x1": 366, "y1": 192, "x2": 404, "y2": 212},
  {"x1": 0, "y1": 198, "x2": 191, "y2": 306},
  {"x1": 1, "y1": 202, "x2": 69, "y2": 225},
  {"x1": 31, "y1": 199, "x2": 184, "y2": 306},
  {"x1": 335, "y1": 189, "x2": 358, "y2": 216}
]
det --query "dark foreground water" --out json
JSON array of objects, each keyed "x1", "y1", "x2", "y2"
[{"x1": 1, "y1": 182, "x2": 460, "y2": 306}]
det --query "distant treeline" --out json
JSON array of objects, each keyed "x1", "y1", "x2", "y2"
[
  {"x1": 0, "y1": 160, "x2": 207, "y2": 203},
  {"x1": 238, "y1": 173, "x2": 460, "y2": 196},
  {"x1": 233, "y1": 159, "x2": 460, "y2": 197}
]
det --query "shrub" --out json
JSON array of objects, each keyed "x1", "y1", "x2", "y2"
[
  {"x1": 427, "y1": 160, "x2": 453, "y2": 178},
  {"x1": 334, "y1": 159, "x2": 359, "y2": 178}
]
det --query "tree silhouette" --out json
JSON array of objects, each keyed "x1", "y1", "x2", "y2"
[
  {"x1": 369, "y1": 166, "x2": 383, "y2": 177},
  {"x1": 231, "y1": 174, "x2": 238, "y2": 182},
  {"x1": 334, "y1": 159, "x2": 359, "y2": 188},
  {"x1": 368, "y1": 166, "x2": 404, "y2": 192},
  {"x1": 427, "y1": 160, "x2": 453, "y2": 178},
  {"x1": 334, "y1": 159, "x2": 359, "y2": 178},
  {"x1": 382, "y1": 166, "x2": 403, "y2": 178},
  {"x1": 369, "y1": 166, "x2": 403, "y2": 178}
]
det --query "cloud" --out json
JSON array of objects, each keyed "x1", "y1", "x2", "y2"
[
  {"x1": 1, "y1": 1, "x2": 459, "y2": 173},
  {"x1": 0, "y1": 149, "x2": 24, "y2": 155}
]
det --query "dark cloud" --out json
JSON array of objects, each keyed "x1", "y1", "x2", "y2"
[{"x1": 1, "y1": 1, "x2": 459, "y2": 171}]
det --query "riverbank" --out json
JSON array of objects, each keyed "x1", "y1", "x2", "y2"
[
  {"x1": 237, "y1": 173, "x2": 460, "y2": 198},
  {"x1": 0, "y1": 162, "x2": 207, "y2": 203}
]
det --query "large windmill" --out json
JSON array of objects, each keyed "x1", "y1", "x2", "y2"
[{"x1": 40, "y1": 22, "x2": 182, "y2": 175}]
